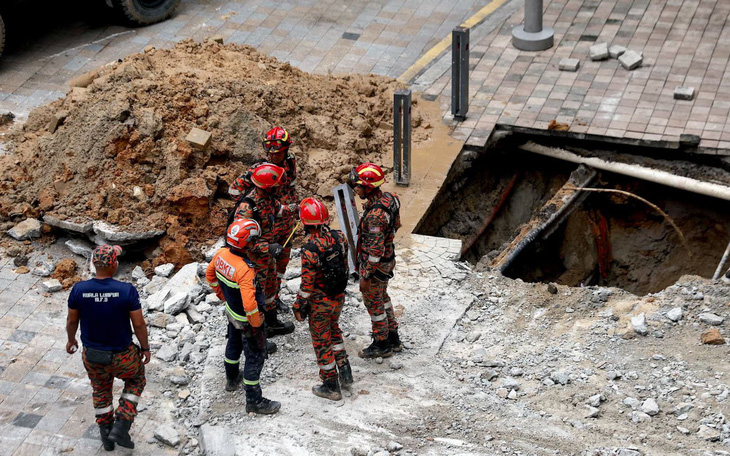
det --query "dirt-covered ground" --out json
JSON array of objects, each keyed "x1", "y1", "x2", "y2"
[{"x1": 0, "y1": 39, "x2": 436, "y2": 267}]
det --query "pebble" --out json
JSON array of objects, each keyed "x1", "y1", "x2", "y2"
[
  {"x1": 631, "y1": 313, "x2": 648, "y2": 336},
  {"x1": 699, "y1": 312, "x2": 724, "y2": 326},
  {"x1": 375, "y1": 357, "x2": 383, "y2": 364},
  {"x1": 640, "y1": 398, "x2": 660, "y2": 416},
  {"x1": 666, "y1": 307, "x2": 683, "y2": 322},
  {"x1": 387, "y1": 441, "x2": 403, "y2": 452},
  {"x1": 585, "y1": 406, "x2": 600, "y2": 418},
  {"x1": 586, "y1": 394, "x2": 603, "y2": 407}
]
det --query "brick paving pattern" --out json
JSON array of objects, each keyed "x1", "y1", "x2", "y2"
[
  {"x1": 0, "y1": 0, "x2": 493, "y2": 118},
  {"x1": 424, "y1": 0, "x2": 730, "y2": 154}
]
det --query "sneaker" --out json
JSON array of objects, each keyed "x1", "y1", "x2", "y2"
[
  {"x1": 312, "y1": 378, "x2": 342, "y2": 401},
  {"x1": 225, "y1": 373, "x2": 243, "y2": 392},
  {"x1": 246, "y1": 397, "x2": 281, "y2": 415},
  {"x1": 388, "y1": 330, "x2": 403, "y2": 352},
  {"x1": 358, "y1": 338, "x2": 392, "y2": 359}
]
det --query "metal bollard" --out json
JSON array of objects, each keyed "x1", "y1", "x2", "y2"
[
  {"x1": 393, "y1": 89, "x2": 411, "y2": 186},
  {"x1": 512, "y1": 0, "x2": 554, "y2": 51},
  {"x1": 333, "y1": 183, "x2": 360, "y2": 274},
  {"x1": 451, "y1": 26, "x2": 469, "y2": 120}
]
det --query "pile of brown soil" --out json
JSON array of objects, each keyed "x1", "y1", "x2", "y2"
[{"x1": 0, "y1": 39, "x2": 433, "y2": 264}]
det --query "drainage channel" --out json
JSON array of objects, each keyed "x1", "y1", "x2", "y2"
[{"x1": 416, "y1": 135, "x2": 730, "y2": 296}]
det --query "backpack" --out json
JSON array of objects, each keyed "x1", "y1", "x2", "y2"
[{"x1": 303, "y1": 230, "x2": 349, "y2": 297}]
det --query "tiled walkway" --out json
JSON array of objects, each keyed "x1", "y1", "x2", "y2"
[
  {"x1": 0, "y1": 0, "x2": 493, "y2": 118},
  {"x1": 422, "y1": 0, "x2": 730, "y2": 154}
]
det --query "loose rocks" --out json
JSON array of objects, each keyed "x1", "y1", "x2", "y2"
[
  {"x1": 154, "y1": 424, "x2": 181, "y2": 447},
  {"x1": 701, "y1": 328, "x2": 725, "y2": 345},
  {"x1": 631, "y1": 313, "x2": 648, "y2": 335},
  {"x1": 699, "y1": 312, "x2": 724, "y2": 326},
  {"x1": 8, "y1": 219, "x2": 41, "y2": 240},
  {"x1": 666, "y1": 307, "x2": 683, "y2": 322}
]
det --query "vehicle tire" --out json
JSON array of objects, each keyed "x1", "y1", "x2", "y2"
[
  {"x1": 113, "y1": 0, "x2": 180, "y2": 26},
  {"x1": 0, "y1": 13, "x2": 5, "y2": 59}
]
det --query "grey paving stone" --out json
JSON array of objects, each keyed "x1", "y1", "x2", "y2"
[
  {"x1": 559, "y1": 58, "x2": 580, "y2": 72},
  {"x1": 44, "y1": 376, "x2": 71, "y2": 390},
  {"x1": 8, "y1": 330, "x2": 36, "y2": 344},
  {"x1": 12, "y1": 412, "x2": 43, "y2": 429},
  {"x1": 674, "y1": 86, "x2": 696, "y2": 100},
  {"x1": 618, "y1": 50, "x2": 643, "y2": 70}
]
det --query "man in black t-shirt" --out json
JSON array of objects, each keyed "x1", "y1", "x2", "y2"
[{"x1": 66, "y1": 244, "x2": 150, "y2": 451}]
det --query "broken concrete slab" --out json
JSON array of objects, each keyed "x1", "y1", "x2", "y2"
[
  {"x1": 674, "y1": 86, "x2": 696, "y2": 101},
  {"x1": 589, "y1": 42, "x2": 609, "y2": 60},
  {"x1": 204, "y1": 238, "x2": 226, "y2": 261},
  {"x1": 618, "y1": 50, "x2": 643, "y2": 70},
  {"x1": 65, "y1": 239, "x2": 94, "y2": 258},
  {"x1": 186, "y1": 128, "x2": 212, "y2": 151},
  {"x1": 41, "y1": 279, "x2": 63, "y2": 292},
  {"x1": 155, "y1": 263, "x2": 175, "y2": 278},
  {"x1": 200, "y1": 424, "x2": 235, "y2": 456},
  {"x1": 132, "y1": 266, "x2": 146, "y2": 281},
  {"x1": 145, "y1": 288, "x2": 171, "y2": 312},
  {"x1": 559, "y1": 58, "x2": 580, "y2": 72},
  {"x1": 144, "y1": 276, "x2": 168, "y2": 295},
  {"x1": 43, "y1": 215, "x2": 93, "y2": 234},
  {"x1": 92, "y1": 221, "x2": 164, "y2": 244},
  {"x1": 8, "y1": 218, "x2": 42, "y2": 240},
  {"x1": 154, "y1": 424, "x2": 180, "y2": 447},
  {"x1": 608, "y1": 45, "x2": 626, "y2": 58}
]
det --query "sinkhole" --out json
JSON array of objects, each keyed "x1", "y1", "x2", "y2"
[{"x1": 416, "y1": 135, "x2": 730, "y2": 295}]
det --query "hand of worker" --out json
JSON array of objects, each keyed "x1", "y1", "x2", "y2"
[
  {"x1": 294, "y1": 310, "x2": 306, "y2": 322},
  {"x1": 66, "y1": 339, "x2": 78, "y2": 355},
  {"x1": 140, "y1": 348, "x2": 151, "y2": 365},
  {"x1": 269, "y1": 243, "x2": 284, "y2": 258},
  {"x1": 287, "y1": 204, "x2": 300, "y2": 219},
  {"x1": 252, "y1": 326, "x2": 267, "y2": 351}
]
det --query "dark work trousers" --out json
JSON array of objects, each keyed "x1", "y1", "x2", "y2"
[{"x1": 224, "y1": 322, "x2": 266, "y2": 403}]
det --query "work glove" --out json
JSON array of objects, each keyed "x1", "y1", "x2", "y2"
[
  {"x1": 269, "y1": 243, "x2": 284, "y2": 258},
  {"x1": 251, "y1": 325, "x2": 267, "y2": 351}
]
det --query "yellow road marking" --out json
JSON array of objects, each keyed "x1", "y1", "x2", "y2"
[{"x1": 397, "y1": 0, "x2": 510, "y2": 84}]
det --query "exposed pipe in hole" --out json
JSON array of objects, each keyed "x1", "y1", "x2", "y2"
[
  {"x1": 712, "y1": 239, "x2": 730, "y2": 280},
  {"x1": 460, "y1": 172, "x2": 520, "y2": 256},
  {"x1": 492, "y1": 165, "x2": 597, "y2": 272},
  {"x1": 519, "y1": 142, "x2": 730, "y2": 201}
]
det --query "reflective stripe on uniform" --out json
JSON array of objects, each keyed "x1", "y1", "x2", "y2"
[
  {"x1": 209, "y1": 281, "x2": 219, "y2": 287},
  {"x1": 225, "y1": 357, "x2": 240, "y2": 364},
  {"x1": 331, "y1": 343, "x2": 345, "y2": 352},
  {"x1": 368, "y1": 255, "x2": 381, "y2": 263},
  {"x1": 95, "y1": 405, "x2": 114, "y2": 415},
  {"x1": 245, "y1": 308, "x2": 259, "y2": 316},
  {"x1": 319, "y1": 361, "x2": 336, "y2": 370},
  {"x1": 216, "y1": 272, "x2": 240, "y2": 289},
  {"x1": 120, "y1": 393, "x2": 140, "y2": 403},
  {"x1": 299, "y1": 291, "x2": 311, "y2": 299},
  {"x1": 371, "y1": 313, "x2": 387, "y2": 322},
  {"x1": 384, "y1": 300, "x2": 393, "y2": 309},
  {"x1": 226, "y1": 304, "x2": 247, "y2": 322},
  {"x1": 229, "y1": 188, "x2": 241, "y2": 196},
  {"x1": 243, "y1": 378, "x2": 260, "y2": 386}
]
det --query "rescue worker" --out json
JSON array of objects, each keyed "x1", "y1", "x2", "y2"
[
  {"x1": 229, "y1": 127, "x2": 299, "y2": 313},
  {"x1": 293, "y1": 197, "x2": 353, "y2": 401},
  {"x1": 65, "y1": 245, "x2": 149, "y2": 451},
  {"x1": 206, "y1": 218, "x2": 281, "y2": 414},
  {"x1": 230, "y1": 163, "x2": 296, "y2": 337},
  {"x1": 348, "y1": 163, "x2": 403, "y2": 358}
]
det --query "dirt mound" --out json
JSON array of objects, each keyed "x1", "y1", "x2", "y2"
[{"x1": 0, "y1": 39, "x2": 432, "y2": 263}]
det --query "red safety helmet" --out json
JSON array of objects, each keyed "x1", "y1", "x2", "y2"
[
  {"x1": 227, "y1": 219, "x2": 261, "y2": 250},
  {"x1": 251, "y1": 163, "x2": 286, "y2": 189},
  {"x1": 299, "y1": 197, "x2": 330, "y2": 226},
  {"x1": 262, "y1": 127, "x2": 291, "y2": 152},
  {"x1": 348, "y1": 163, "x2": 385, "y2": 188}
]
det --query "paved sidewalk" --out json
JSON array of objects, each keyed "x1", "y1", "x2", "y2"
[
  {"x1": 0, "y1": 0, "x2": 492, "y2": 119},
  {"x1": 0, "y1": 252, "x2": 175, "y2": 456},
  {"x1": 420, "y1": 0, "x2": 730, "y2": 154}
]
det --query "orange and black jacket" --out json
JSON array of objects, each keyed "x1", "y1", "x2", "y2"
[{"x1": 206, "y1": 247, "x2": 264, "y2": 327}]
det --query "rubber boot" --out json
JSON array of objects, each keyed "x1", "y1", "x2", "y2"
[
  {"x1": 108, "y1": 418, "x2": 134, "y2": 449},
  {"x1": 245, "y1": 397, "x2": 281, "y2": 415},
  {"x1": 388, "y1": 330, "x2": 403, "y2": 352},
  {"x1": 275, "y1": 296, "x2": 290, "y2": 313},
  {"x1": 225, "y1": 372, "x2": 243, "y2": 392},
  {"x1": 99, "y1": 423, "x2": 115, "y2": 451},
  {"x1": 266, "y1": 339, "x2": 278, "y2": 354},
  {"x1": 265, "y1": 310, "x2": 295, "y2": 337},
  {"x1": 338, "y1": 360, "x2": 354, "y2": 388},
  {"x1": 358, "y1": 338, "x2": 392, "y2": 359},
  {"x1": 312, "y1": 377, "x2": 342, "y2": 401}
]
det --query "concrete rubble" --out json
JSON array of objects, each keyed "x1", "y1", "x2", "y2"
[{"x1": 8, "y1": 218, "x2": 41, "y2": 240}]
